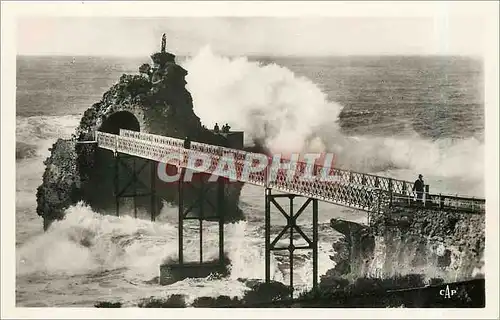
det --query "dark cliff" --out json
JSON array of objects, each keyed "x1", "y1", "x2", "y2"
[{"x1": 36, "y1": 49, "x2": 245, "y2": 229}]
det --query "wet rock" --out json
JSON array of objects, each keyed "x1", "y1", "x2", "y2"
[
  {"x1": 95, "y1": 301, "x2": 122, "y2": 308},
  {"x1": 340, "y1": 205, "x2": 485, "y2": 281},
  {"x1": 159, "y1": 255, "x2": 230, "y2": 286},
  {"x1": 36, "y1": 139, "x2": 82, "y2": 230},
  {"x1": 138, "y1": 295, "x2": 187, "y2": 308},
  {"x1": 187, "y1": 279, "x2": 291, "y2": 307},
  {"x1": 319, "y1": 272, "x2": 350, "y2": 290},
  {"x1": 237, "y1": 279, "x2": 291, "y2": 305},
  {"x1": 330, "y1": 218, "x2": 365, "y2": 237},
  {"x1": 437, "y1": 249, "x2": 452, "y2": 268},
  {"x1": 296, "y1": 277, "x2": 484, "y2": 308},
  {"x1": 328, "y1": 236, "x2": 351, "y2": 275},
  {"x1": 329, "y1": 219, "x2": 375, "y2": 276},
  {"x1": 191, "y1": 295, "x2": 242, "y2": 308}
]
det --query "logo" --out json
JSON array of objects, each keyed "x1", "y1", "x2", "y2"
[
  {"x1": 439, "y1": 285, "x2": 458, "y2": 299},
  {"x1": 156, "y1": 151, "x2": 339, "y2": 184}
]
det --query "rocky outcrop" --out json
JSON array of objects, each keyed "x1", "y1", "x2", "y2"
[
  {"x1": 325, "y1": 206, "x2": 484, "y2": 284},
  {"x1": 36, "y1": 48, "x2": 245, "y2": 229},
  {"x1": 136, "y1": 279, "x2": 290, "y2": 308},
  {"x1": 299, "y1": 277, "x2": 484, "y2": 308},
  {"x1": 95, "y1": 277, "x2": 485, "y2": 308},
  {"x1": 325, "y1": 219, "x2": 374, "y2": 278},
  {"x1": 36, "y1": 139, "x2": 82, "y2": 230},
  {"x1": 372, "y1": 205, "x2": 485, "y2": 280}
]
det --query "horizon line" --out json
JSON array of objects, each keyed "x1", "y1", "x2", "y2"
[{"x1": 16, "y1": 53, "x2": 483, "y2": 60}]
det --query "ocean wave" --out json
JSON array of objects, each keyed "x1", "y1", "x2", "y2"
[
  {"x1": 16, "y1": 202, "x2": 178, "y2": 277},
  {"x1": 16, "y1": 115, "x2": 80, "y2": 159},
  {"x1": 183, "y1": 47, "x2": 484, "y2": 195},
  {"x1": 16, "y1": 141, "x2": 38, "y2": 160},
  {"x1": 16, "y1": 114, "x2": 79, "y2": 139},
  {"x1": 16, "y1": 201, "x2": 340, "y2": 296},
  {"x1": 16, "y1": 203, "x2": 289, "y2": 283},
  {"x1": 183, "y1": 46, "x2": 343, "y2": 154}
]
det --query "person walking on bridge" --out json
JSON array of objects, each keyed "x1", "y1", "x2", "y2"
[{"x1": 413, "y1": 174, "x2": 425, "y2": 203}]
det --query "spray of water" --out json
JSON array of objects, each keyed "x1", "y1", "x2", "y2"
[
  {"x1": 183, "y1": 47, "x2": 484, "y2": 196},
  {"x1": 183, "y1": 46, "x2": 340, "y2": 154}
]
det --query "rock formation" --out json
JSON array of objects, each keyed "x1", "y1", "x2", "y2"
[
  {"x1": 323, "y1": 205, "x2": 484, "y2": 284},
  {"x1": 327, "y1": 219, "x2": 375, "y2": 278},
  {"x1": 37, "y1": 44, "x2": 245, "y2": 229}
]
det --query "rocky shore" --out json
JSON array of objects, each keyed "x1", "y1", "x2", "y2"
[
  {"x1": 324, "y1": 205, "x2": 484, "y2": 282},
  {"x1": 94, "y1": 277, "x2": 485, "y2": 308}
]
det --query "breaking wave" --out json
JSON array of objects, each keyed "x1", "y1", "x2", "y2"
[
  {"x1": 183, "y1": 47, "x2": 484, "y2": 196},
  {"x1": 16, "y1": 202, "x2": 313, "y2": 283},
  {"x1": 16, "y1": 115, "x2": 80, "y2": 160},
  {"x1": 16, "y1": 202, "x2": 334, "y2": 301},
  {"x1": 16, "y1": 141, "x2": 38, "y2": 160}
]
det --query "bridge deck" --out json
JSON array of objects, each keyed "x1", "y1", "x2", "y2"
[{"x1": 95, "y1": 130, "x2": 485, "y2": 213}]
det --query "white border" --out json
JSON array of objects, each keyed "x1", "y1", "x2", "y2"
[{"x1": 2, "y1": 1, "x2": 499, "y2": 319}]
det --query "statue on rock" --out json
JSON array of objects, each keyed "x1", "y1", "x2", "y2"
[
  {"x1": 151, "y1": 33, "x2": 176, "y2": 69},
  {"x1": 161, "y1": 33, "x2": 167, "y2": 53}
]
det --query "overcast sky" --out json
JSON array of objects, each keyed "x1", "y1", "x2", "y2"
[{"x1": 17, "y1": 16, "x2": 486, "y2": 57}]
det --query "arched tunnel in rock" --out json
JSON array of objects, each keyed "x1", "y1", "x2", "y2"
[
  {"x1": 78, "y1": 110, "x2": 244, "y2": 223},
  {"x1": 78, "y1": 111, "x2": 162, "y2": 219},
  {"x1": 98, "y1": 111, "x2": 141, "y2": 134}
]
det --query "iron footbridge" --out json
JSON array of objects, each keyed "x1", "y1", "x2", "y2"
[{"x1": 93, "y1": 129, "x2": 485, "y2": 293}]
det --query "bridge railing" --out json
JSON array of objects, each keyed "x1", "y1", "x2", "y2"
[
  {"x1": 119, "y1": 129, "x2": 185, "y2": 149},
  {"x1": 390, "y1": 193, "x2": 485, "y2": 213},
  {"x1": 97, "y1": 131, "x2": 180, "y2": 162},
  {"x1": 117, "y1": 130, "x2": 415, "y2": 193},
  {"x1": 96, "y1": 130, "x2": 484, "y2": 213},
  {"x1": 95, "y1": 131, "x2": 117, "y2": 151},
  {"x1": 321, "y1": 167, "x2": 417, "y2": 197},
  {"x1": 102, "y1": 130, "x2": 378, "y2": 210}
]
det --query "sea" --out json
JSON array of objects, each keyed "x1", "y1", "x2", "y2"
[{"x1": 15, "y1": 48, "x2": 485, "y2": 307}]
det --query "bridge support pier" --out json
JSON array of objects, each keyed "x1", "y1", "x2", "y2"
[
  {"x1": 113, "y1": 153, "x2": 157, "y2": 221},
  {"x1": 160, "y1": 170, "x2": 228, "y2": 285},
  {"x1": 264, "y1": 188, "x2": 319, "y2": 297}
]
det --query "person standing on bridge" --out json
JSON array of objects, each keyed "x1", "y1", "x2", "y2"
[
  {"x1": 413, "y1": 174, "x2": 425, "y2": 203},
  {"x1": 183, "y1": 136, "x2": 191, "y2": 149}
]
